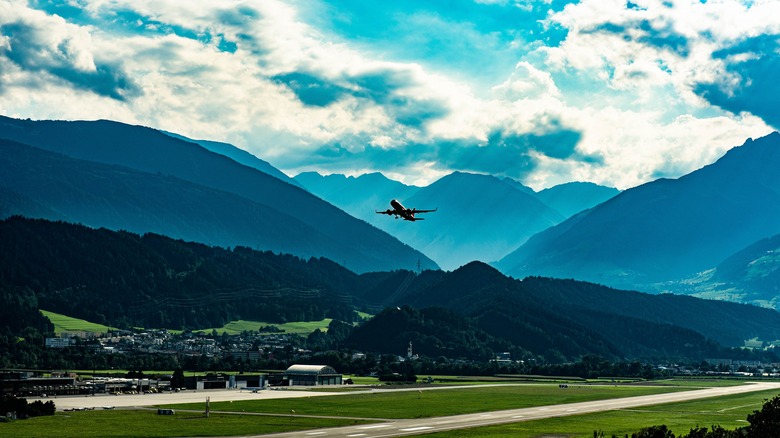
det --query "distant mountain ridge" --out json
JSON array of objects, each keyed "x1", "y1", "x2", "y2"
[
  {"x1": 678, "y1": 233, "x2": 780, "y2": 309},
  {"x1": 496, "y1": 132, "x2": 780, "y2": 293},
  {"x1": 295, "y1": 170, "x2": 618, "y2": 270},
  {"x1": 0, "y1": 115, "x2": 437, "y2": 273},
  {"x1": 537, "y1": 182, "x2": 620, "y2": 218},
  {"x1": 162, "y1": 131, "x2": 305, "y2": 189},
  {"x1": 0, "y1": 139, "x2": 333, "y2": 256},
  {"x1": 294, "y1": 171, "x2": 420, "y2": 214}
]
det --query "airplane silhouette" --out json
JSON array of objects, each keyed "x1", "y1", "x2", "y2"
[{"x1": 376, "y1": 199, "x2": 436, "y2": 221}]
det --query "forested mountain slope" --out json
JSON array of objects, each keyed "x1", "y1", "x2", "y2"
[
  {"x1": 4, "y1": 216, "x2": 777, "y2": 363},
  {"x1": 393, "y1": 262, "x2": 780, "y2": 356}
]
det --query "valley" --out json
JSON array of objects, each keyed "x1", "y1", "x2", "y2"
[
  {"x1": 4, "y1": 1, "x2": 780, "y2": 435},
  {"x1": 3, "y1": 116, "x2": 780, "y2": 437}
]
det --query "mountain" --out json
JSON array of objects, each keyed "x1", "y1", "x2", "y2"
[
  {"x1": 536, "y1": 182, "x2": 620, "y2": 218},
  {"x1": 386, "y1": 172, "x2": 564, "y2": 270},
  {"x1": 679, "y1": 234, "x2": 780, "y2": 309},
  {"x1": 294, "y1": 171, "x2": 420, "y2": 216},
  {"x1": 391, "y1": 262, "x2": 780, "y2": 359},
  {"x1": 344, "y1": 306, "x2": 515, "y2": 361},
  {"x1": 0, "y1": 115, "x2": 437, "y2": 273},
  {"x1": 0, "y1": 216, "x2": 375, "y2": 329},
  {"x1": 5, "y1": 216, "x2": 779, "y2": 362},
  {"x1": 500, "y1": 177, "x2": 538, "y2": 197},
  {"x1": 298, "y1": 171, "x2": 564, "y2": 271},
  {"x1": 0, "y1": 139, "x2": 338, "y2": 257},
  {"x1": 296, "y1": 171, "x2": 619, "y2": 271},
  {"x1": 496, "y1": 132, "x2": 780, "y2": 291},
  {"x1": 162, "y1": 131, "x2": 304, "y2": 189}
]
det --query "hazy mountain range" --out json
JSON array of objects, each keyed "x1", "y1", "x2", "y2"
[
  {"x1": 294, "y1": 171, "x2": 618, "y2": 270},
  {"x1": 0, "y1": 116, "x2": 436, "y2": 273}
]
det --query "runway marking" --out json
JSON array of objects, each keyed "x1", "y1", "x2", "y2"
[
  {"x1": 358, "y1": 424, "x2": 392, "y2": 429},
  {"x1": 512, "y1": 415, "x2": 525, "y2": 419},
  {"x1": 306, "y1": 432, "x2": 327, "y2": 436},
  {"x1": 400, "y1": 426, "x2": 433, "y2": 432},
  {"x1": 346, "y1": 434, "x2": 367, "y2": 437}
]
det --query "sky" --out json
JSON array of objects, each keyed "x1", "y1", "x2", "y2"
[{"x1": 1, "y1": 0, "x2": 778, "y2": 190}]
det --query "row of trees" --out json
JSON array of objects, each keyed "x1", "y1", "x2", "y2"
[{"x1": 0, "y1": 395, "x2": 55, "y2": 420}]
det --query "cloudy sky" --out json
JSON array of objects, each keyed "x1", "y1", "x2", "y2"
[{"x1": 1, "y1": 0, "x2": 778, "y2": 189}]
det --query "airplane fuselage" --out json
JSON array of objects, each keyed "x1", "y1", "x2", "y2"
[{"x1": 390, "y1": 199, "x2": 405, "y2": 212}]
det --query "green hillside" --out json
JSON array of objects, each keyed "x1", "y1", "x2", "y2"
[{"x1": 40, "y1": 310, "x2": 116, "y2": 335}]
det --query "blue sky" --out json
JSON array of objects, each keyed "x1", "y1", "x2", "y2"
[{"x1": 1, "y1": 0, "x2": 778, "y2": 189}]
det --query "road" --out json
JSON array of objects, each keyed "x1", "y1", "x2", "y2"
[{"x1": 252, "y1": 382, "x2": 780, "y2": 438}]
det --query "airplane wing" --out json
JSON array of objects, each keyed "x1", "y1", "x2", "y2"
[
  {"x1": 376, "y1": 209, "x2": 395, "y2": 215},
  {"x1": 412, "y1": 208, "x2": 437, "y2": 214}
]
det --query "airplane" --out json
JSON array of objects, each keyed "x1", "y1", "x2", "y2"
[
  {"x1": 376, "y1": 199, "x2": 436, "y2": 221},
  {"x1": 240, "y1": 386, "x2": 265, "y2": 393}
]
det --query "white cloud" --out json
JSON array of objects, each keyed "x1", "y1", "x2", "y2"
[
  {"x1": 525, "y1": 107, "x2": 772, "y2": 190},
  {"x1": 0, "y1": 0, "x2": 778, "y2": 191},
  {"x1": 492, "y1": 61, "x2": 560, "y2": 101}
]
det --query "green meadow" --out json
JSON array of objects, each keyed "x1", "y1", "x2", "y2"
[
  {"x1": 41, "y1": 309, "x2": 340, "y2": 337},
  {"x1": 1, "y1": 409, "x2": 368, "y2": 438},
  {"x1": 424, "y1": 388, "x2": 780, "y2": 437},
  {"x1": 161, "y1": 383, "x2": 692, "y2": 419},
  {"x1": 192, "y1": 311, "x2": 372, "y2": 335},
  {"x1": 193, "y1": 318, "x2": 333, "y2": 335},
  {"x1": 40, "y1": 310, "x2": 117, "y2": 335}
]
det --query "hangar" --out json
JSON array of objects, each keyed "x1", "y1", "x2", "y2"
[{"x1": 284, "y1": 364, "x2": 342, "y2": 386}]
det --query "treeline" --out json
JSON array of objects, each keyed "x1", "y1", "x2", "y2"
[
  {"x1": 0, "y1": 395, "x2": 55, "y2": 420},
  {"x1": 343, "y1": 306, "x2": 526, "y2": 361}
]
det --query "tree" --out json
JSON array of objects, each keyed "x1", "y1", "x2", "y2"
[
  {"x1": 746, "y1": 395, "x2": 780, "y2": 437},
  {"x1": 171, "y1": 368, "x2": 185, "y2": 389},
  {"x1": 632, "y1": 425, "x2": 674, "y2": 438}
]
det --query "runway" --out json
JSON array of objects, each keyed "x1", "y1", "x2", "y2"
[
  {"x1": 28, "y1": 387, "x2": 342, "y2": 410},
  {"x1": 251, "y1": 382, "x2": 780, "y2": 437}
]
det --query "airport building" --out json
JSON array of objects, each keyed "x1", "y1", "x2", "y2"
[{"x1": 283, "y1": 364, "x2": 342, "y2": 386}]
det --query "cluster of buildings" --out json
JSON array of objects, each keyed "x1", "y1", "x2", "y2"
[
  {"x1": 43, "y1": 329, "x2": 302, "y2": 361},
  {"x1": 1, "y1": 365, "x2": 343, "y2": 397}
]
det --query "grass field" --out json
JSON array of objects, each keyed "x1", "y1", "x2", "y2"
[
  {"x1": 424, "y1": 388, "x2": 780, "y2": 437},
  {"x1": 41, "y1": 310, "x2": 117, "y2": 335},
  {"x1": 161, "y1": 383, "x2": 692, "y2": 419},
  {"x1": 5, "y1": 381, "x2": 775, "y2": 437},
  {"x1": 1, "y1": 409, "x2": 369, "y2": 438},
  {"x1": 193, "y1": 318, "x2": 333, "y2": 335},
  {"x1": 41, "y1": 310, "x2": 334, "y2": 337}
]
